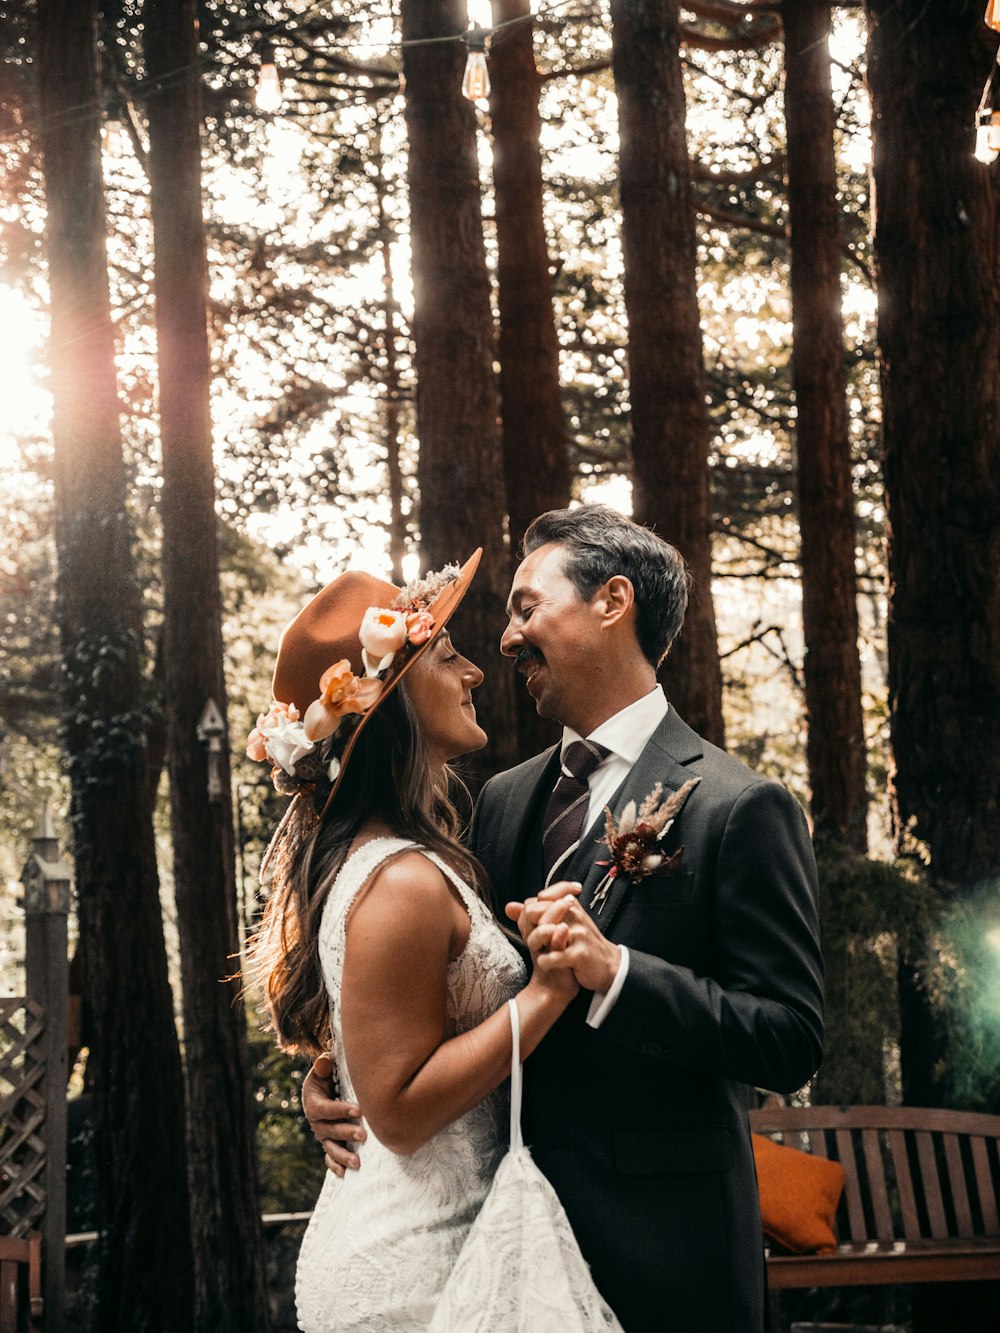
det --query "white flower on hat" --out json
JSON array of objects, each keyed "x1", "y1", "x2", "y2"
[
  {"x1": 246, "y1": 701, "x2": 315, "y2": 776},
  {"x1": 359, "y1": 607, "x2": 408, "y2": 676}
]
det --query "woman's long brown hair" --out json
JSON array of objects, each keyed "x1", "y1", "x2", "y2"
[{"x1": 248, "y1": 682, "x2": 490, "y2": 1058}]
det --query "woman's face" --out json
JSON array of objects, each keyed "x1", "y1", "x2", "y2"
[{"x1": 405, "y1": 629, "x2": 487, "y2": 768}]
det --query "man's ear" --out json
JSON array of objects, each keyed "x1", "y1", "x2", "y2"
[{"x1": 596, "y1": 575, "x2": 634, "y2": 628}]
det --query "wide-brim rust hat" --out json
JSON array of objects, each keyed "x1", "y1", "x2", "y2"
[{"x1": 270, "y1": 548, "x2": 481, "y2": 804}]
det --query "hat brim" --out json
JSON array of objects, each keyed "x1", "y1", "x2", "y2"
[{"x1": 322, "y1": 547, "x2": 482, "y2": 813}]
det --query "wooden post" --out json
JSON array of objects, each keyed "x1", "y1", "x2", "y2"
[{"x1": 22, "y1": 810, "x2": 70, "y2": 1333}]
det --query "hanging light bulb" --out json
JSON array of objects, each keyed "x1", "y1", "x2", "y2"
[
  {"x1": 461, "y1": 27, "x2": 490, "y2": 103},
  {"x1": 976, "y1": 110, "x2": 1000, "y2": 163},
  {"x1": 102, "y1": 117, "x2": 125, "y2": 157},
  {"x1": 974, "y1": 53, "x2": 1000, "y2": 163},
  {"x1": 255, "y1": 40, "x2": 283, "y2": 113},
  {"x1": 102, "y1": 93, "x2": 127, "y2": 158}
]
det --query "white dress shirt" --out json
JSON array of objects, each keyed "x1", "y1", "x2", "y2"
[{"x1": 555, "y1": 685, "x2": 669, "y2": 1026}]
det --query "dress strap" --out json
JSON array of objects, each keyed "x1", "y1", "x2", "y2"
[{"x1": 507, "y1": 998, "x2": 523, "y2": 1153}]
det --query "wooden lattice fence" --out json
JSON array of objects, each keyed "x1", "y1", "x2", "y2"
[
  {"x1": 0, "y1": 817, "x2": 71, "y2": 1331},
  {"x1": 0, "y1": 997, "x2": 47, "y2": 1240}
]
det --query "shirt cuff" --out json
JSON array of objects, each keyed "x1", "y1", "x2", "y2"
[{"x1": 586, "y1": 946, "x2": 629, "y2": 1028}]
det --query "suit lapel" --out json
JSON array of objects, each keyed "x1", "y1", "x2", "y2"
[
  {"x1": 572, "y1": 708, "x2": 705, "y2": 934},
  {"x1": 502, "y1": 746, "x2": 560, "y2": 899}
]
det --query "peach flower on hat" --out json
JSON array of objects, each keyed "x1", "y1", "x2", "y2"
[
  {"x1": 405, "y1": 608, "x2": 435, "y2": 646},
  {"x1": 247, "y1": 701, "x2": 314, "y2": 776},
  {"x1": 359, "y1": 608, "x2": 408, "y2": 676},
  {"x1": 303, "y1": 659, "x2": 383, "y2": 743}
]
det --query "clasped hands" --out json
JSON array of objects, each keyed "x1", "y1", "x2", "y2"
[{"x1": 504, "y1": 881, "x2": 621, "y2": 997}]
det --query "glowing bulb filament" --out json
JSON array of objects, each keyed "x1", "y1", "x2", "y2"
[
  {"x1": 102, "y1": 119, "x2": 126, "y2": 158},
  {"x1": 462, "y1": 28, "x2": 490, "y2": 103}
]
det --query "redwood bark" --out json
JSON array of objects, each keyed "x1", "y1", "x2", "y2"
[
  {"x1": 35, "y1": 2, "x2": 194, "y2": 1328},
  {"x1": 488, "y1": 0, "x2": 566, "y2": 759},
  {"x1": 489, "y1": 0, "x2": 571, "y2": 550},
  {"x1": 375, "y1": 143, "x2": 407, "y2": 585},
  {"x1": 868, "y1": 0, "x2": 1000, "y2": 892},
  {"x1": 868, "y1": 0, "x2": 1000, "y2": 1160},
  {"x1": 783, "y1": 0, "x2": 868, "y2": 850},
  {"x1": 609, "y1": 0, "x2": 725, "y2": 747},
  {"x1": 401, "y1": 0, "x2": 519, "y2": 780},
  {"x1": 142, "y1": 3, "x2": 269, "y2": 1329}
]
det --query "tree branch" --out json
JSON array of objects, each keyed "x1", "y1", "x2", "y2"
[
  {"x1": 697, "y1": 203, "x2": 788, "y2": 238},
  {"x1": 691, "y1": 154, "x2": 786, "y2": 184}
]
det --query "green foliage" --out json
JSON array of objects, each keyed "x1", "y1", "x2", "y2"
[
  {"x1": 813, "y1": 843, "x2": 940, "y2": 1106},
  {"x1": 815, "y1": 846, "x2": 1000, "y2": 1114},
  {"x1": 247, "y1": 1001, "x2": 327, "y2": 1213},
  {"x1": 933, "y1": 882, "x2": 1000, "y2": 1114}
]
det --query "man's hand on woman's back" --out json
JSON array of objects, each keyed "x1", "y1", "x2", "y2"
[{"x1": 302, "y1": 1052, "x2": 367, "y2": 1176}]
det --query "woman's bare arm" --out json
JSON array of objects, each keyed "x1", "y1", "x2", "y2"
[{"x1": 341, "y1": 851, "x2": 576, "y2": 1156}]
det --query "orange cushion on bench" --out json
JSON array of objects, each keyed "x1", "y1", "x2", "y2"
[{"x1": 752, "y1": 1132, "x2": 845, "y2": 1255}]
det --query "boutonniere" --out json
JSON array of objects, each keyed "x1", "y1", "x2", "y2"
[{"x1": 590, "y1": 778, "x2": 702, "y2": 914}]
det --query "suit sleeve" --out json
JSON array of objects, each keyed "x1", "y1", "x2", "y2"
[{"x1": 596, "y1": 780, "x2": 824, "y2": 1094}]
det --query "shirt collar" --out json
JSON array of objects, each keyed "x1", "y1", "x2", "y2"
[{"x1": 560, "y1": 685, "x2": 668, "y2": 768}]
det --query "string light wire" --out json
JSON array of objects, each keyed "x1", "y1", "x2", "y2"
[{"x1": 0, "y1": 1, "x2": 599, "y2": 143}]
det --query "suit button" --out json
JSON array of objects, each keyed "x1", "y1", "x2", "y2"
[{"x1": 640, "y1": 1041, "x2": 663, "y2": 1057}]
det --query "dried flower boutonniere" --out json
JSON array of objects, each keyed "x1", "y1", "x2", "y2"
[{"x1": 590, "y1": 777, "x2": 702, "y2": 914}]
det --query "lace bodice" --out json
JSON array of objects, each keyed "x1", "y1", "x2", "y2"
[{"x1": 295, "y1": 837, "x2": 527, "y2": 1333}]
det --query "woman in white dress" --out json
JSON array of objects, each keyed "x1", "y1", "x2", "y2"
[{"x1": 247, "y1": 550, "x2": 578, "y2": 1333}]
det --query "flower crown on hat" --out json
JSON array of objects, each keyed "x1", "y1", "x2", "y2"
[{"x1": 246, "y1": 562, "x2": 462, "y2": 783}]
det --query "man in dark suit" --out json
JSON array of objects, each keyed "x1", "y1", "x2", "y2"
[
  {"x1": 305, "y1": 504, "x2": 823, "y2": 1332},
  {"x1": 473, "y1": 505, "x2": 824, "y2": 1332}
]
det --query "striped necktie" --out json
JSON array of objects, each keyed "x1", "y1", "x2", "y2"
[{"x1": 541, "y1": 739, "x2": 610, "y2": 888}]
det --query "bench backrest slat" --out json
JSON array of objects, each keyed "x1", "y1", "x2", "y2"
[
  {"x1": 861, "y1": 1129, "x2": 895, "y2": 1244},
  {"x1": 915, "y1": 1131, "x2": 949, "y2": 1238},
  {"x1": 972, "y1": 1137, "x2": 1000, "y2": 1233},
  {"x1": 888, "y1": 1128, "x2": 922, "y2": 1241},
  {"x1": 808, "y1": 1128, "x2": 828, "y2": 1159},
  {"x1": 943, "y1": 1135, "x2": 974, "y2": 1237},
  {"x1": 835, "y1": 1128, "x2": 867, "y2": 1242}
]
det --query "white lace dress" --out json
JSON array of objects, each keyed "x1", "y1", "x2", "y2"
[{"x1": 295, "y1": 837, "x2": 527, "y2": 1333}]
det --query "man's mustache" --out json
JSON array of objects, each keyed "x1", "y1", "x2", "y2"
[{"x1": 515, "y1": 648, "x2": 544, "y2": 672}]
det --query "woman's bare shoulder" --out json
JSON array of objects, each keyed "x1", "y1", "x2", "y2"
[{"x1": 347, "y1": 847, "x2": 455, "y2": 928}]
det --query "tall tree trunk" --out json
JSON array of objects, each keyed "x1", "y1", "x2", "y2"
[
  {"x1": 868, "y1": 1, "x2": 1000, "y2": 1268},
  {"x1": 401, "y1": 0, "x2": 520, "y2": 780},
  {"x1": 375, "y1": 141, "x2": 407, "y2": 586},
  {"x1": 783, "y1": 0, "x2": 868, "y2": 851},
  {"x1": 489, "y1": 0, "x2": 571, "y2": 550},
  {"x1": 488, "y1": 0, "x2": 566, "y2": 762},
  {"x1": 142, "y1": 4, "x2": 269, "y2": 1330},
  {"x1": 610, "y1": 0, "x2": 725, "y2": 748},
  {"x1": 869, "y1": 0, "x2": 1000, "y2": 891},
  {"x1": 34, "y1": 3, "x2": 194, "y2": 1330}
]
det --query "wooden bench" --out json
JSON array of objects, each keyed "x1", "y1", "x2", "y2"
[
  {"x1": 748, "y1": 1105, "x2": 1000, "y2": 1289},
  {"x1": 0, "y1": 1233, "x2": 41, "y2": 1333}
]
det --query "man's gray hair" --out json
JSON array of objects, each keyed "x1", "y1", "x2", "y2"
[{"x1": 522, "y1": 505, "x2": 690, "y2": 667}]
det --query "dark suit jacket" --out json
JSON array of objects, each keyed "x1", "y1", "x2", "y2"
[{"x1": 471, "y1": 708, "x2": 824, "y2": 1333}]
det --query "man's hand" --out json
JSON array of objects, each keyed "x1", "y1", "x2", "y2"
[
  {"x1": 302, "y1": 1053, "x2": 367, "y2": 1177},
  {"x1": 522, "y1": 897, "x2": 622, "y2": 995}
]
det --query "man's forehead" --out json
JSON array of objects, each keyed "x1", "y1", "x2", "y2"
[{"x1": 506, "y1": 543, "x2": 571, "y2": 611}]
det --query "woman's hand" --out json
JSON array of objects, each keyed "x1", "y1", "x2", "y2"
[
  {"x1": 504, "y1": 879, "x2": 581, "y2": 950},
  {"x1": 507, "y1": 882, "x2": 582, "y2": 1002},
  {"x1": 508, "y1": 881, "x2": 621, "y2": 995}
]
